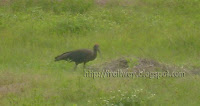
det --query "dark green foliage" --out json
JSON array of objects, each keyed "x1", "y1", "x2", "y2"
[{"x1": 3, "y1": 0, "x2": 94, "y2": 14}]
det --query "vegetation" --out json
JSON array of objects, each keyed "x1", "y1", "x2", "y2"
[{"x1": 0, "y1": 0, "x2": 200, "y2": 105}]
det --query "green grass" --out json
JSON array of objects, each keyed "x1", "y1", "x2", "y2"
[{"x1": 0, "y1": 0, "x2": 200, "y2": 105}]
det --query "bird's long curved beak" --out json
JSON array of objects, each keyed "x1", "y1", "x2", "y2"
[{"x1": 98, "y1": 49, "x2": 102, "y2": 58}]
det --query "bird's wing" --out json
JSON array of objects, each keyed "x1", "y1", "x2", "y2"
[{"x1": 67, "y1": 49, "x2": 93, "y2": 61}]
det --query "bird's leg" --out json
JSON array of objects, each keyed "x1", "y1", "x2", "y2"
[
  {"x1": 74, "y1": 63, "x2": 78, "y2": 71},
  {"x1": 83, "y1": 62, "x2": 86, "y2": 69}
]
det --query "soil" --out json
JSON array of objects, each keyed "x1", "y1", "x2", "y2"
[{"x1": 88, "y1": 57, "x2": 200, "y2": 75}]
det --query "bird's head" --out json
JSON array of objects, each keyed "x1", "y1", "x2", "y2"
[
  {"x1": 94, "y1": 44, "x2": 99, "y2": 50},
  {"x1": 93, "y1": 44, "x2": 101, "y2": 56}
]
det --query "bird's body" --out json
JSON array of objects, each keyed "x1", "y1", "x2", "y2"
[
  {"x1": 55, "y1": 49, "x2": 97, "y2": 64},
  {"x1": 55, "y1": 44, "x2": 100, "y2": 70}
]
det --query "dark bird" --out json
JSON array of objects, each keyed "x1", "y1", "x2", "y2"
[{"x1": 55, "y1": 44, "x2": 101, "y2": 70}]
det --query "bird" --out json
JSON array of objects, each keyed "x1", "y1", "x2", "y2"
[{"x1": 55, "y1": 44, "x2": 101, "y2": 70}]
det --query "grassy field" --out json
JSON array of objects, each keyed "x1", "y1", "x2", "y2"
[{"x1": 0, "y1": 0, "x2": 200, "y2": 105}]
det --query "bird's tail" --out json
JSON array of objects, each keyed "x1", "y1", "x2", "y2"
[{"x1": 55, "y1": 52, "x2": 69, "y2": 61}]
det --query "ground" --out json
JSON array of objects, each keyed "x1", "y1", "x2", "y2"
[{"x1": 0, "y1": 0, "x2": 200, "y2": 105}]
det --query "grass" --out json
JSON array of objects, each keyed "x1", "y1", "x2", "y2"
[{"x1": 0, "y1": 0, "x2": 200, "y2": 105}]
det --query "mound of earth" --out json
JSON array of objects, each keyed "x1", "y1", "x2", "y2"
[{"x1": 88, "y1": 57, "x2": 200, "y2": 75}]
